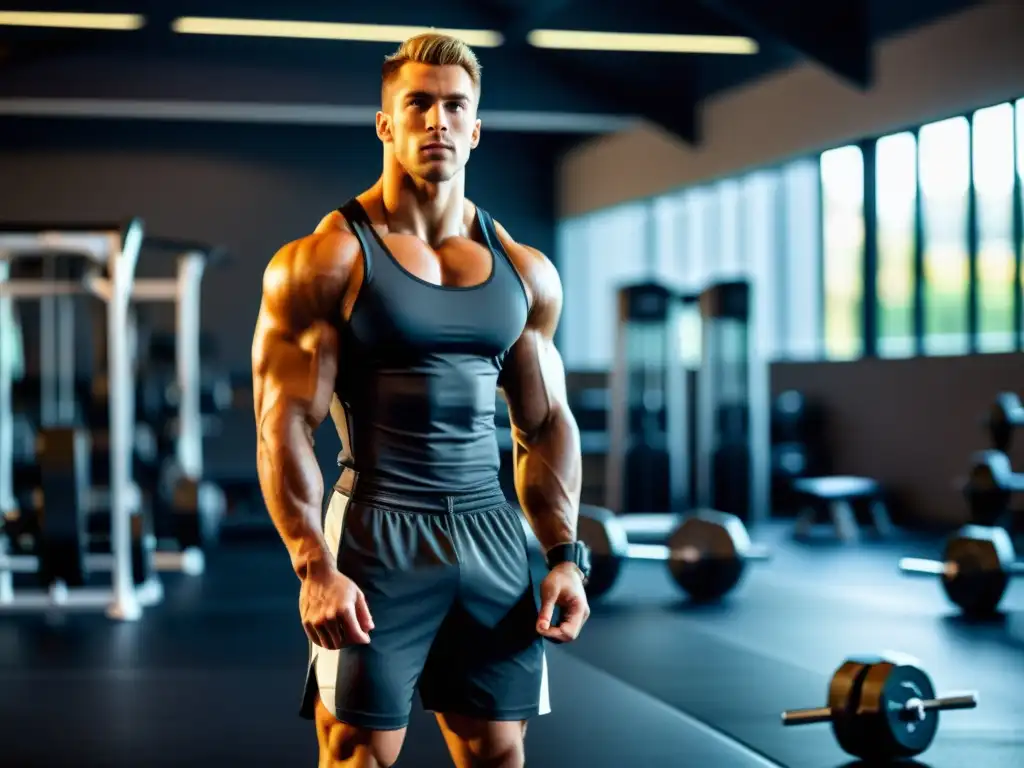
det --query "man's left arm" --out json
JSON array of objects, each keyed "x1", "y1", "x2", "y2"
[{"x1": 496, "y1": 235, "x2": 588, "y2": 641}]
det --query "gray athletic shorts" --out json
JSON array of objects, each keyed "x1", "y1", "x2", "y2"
[{"x1": 299, "y1": 469, "x2": 550, "y2": 730}]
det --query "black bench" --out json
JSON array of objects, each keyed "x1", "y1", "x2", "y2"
[{"x1": 791, "y1": 475, "x2": 892, "y2": 542}]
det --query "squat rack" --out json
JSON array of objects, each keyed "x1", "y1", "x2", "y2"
[
  {"x1": 0, "y1": 219, "x2": 145, "y2": 620},
  {"x1": 0, "y1": 225, "x2": 222, "y2": 618}
]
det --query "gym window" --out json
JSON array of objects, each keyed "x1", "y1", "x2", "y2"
[
  {"x1": 819, "y1": 95, "x2": 1024, "y2": 360},
  {"x1": 558, "y1": 157, "x2": 822, "y2": 370},
  {"x1": 557, "y1": 95, "x2": 1024, "y2": 369}
]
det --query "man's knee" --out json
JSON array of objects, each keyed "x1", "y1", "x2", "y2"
[
  {"x1": 315, "y1": 696, "x2": 406, "y2": 767},
  {"x1": 437, "y1": 714, "x2": 526, "y2": 768}
]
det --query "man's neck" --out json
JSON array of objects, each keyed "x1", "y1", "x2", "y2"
[{"x1": 378, "y1": 164, "x2": 467, "y2": 246}]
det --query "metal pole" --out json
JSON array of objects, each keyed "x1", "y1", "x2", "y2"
[
  {"x1": 106, "y1": 220, "x2": 144, "y2": 622},
  {"x1": 40, "y1": 258, "x2": 56, "y2": 425},
  {"x1": 0, "y1": 259, "x2": 13, "y2": 512},
  {"x1": 604, "y1": 288, "x2": 629, "y2": 513},
  {"x1": 57, "y1": 263, "x2": 76, "y2": 424},
  {"x1": 695, "y1": 290, "x2": 715, "y2": 509},
  {"x1": 176, "y1": 252, "x2": 206, "y2": 480},
  {"x1": 748, "y1": 283, "x2": 770, "y2": 525},
  {"x1": 664, "y1": 294, "x2": 688, "y2": 512}
]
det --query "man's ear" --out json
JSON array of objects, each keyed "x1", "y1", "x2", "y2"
[
  {"x1": 376, "y1": 111, "x2": 393, "y2": 143},
  {"x1": 470, "y1": 118, "x2": 481, "y2": 149}
]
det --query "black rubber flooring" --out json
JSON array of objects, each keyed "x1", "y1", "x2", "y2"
[{"x1": 1, "y1": 525, "x2": 1021, "y2": 767}]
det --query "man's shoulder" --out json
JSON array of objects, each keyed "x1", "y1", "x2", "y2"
[
  {"x1": 262, "y1": 226, "x2": 361, "y2": 310},
  {"x1": 314, "y1": 207, "x2": 356, "y2": 235},
  {"x1": 483, "y1": 212, "x2": 559, "y2": 307}
]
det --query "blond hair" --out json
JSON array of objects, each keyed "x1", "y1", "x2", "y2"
[{"x1": 381, "y1": 32, "x2": 482, "y2": 103}]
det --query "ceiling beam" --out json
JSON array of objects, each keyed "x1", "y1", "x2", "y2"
[
  {"x1": 498, "y1": 0, "x2": 575, "y2": 43},
  {"x1": 533, "y1": 47, "x2": 701, "y2": 144},
  {"x1": 699, "y1": 0, "x2": 872, "y2": 88},
  {"x1": 479, "y1": 0, "x2": 701, "y2": 144}
]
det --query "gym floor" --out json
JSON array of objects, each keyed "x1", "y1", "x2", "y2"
[{"x1": 1, "y1": 525, "x2": 1021, "y2": 767}]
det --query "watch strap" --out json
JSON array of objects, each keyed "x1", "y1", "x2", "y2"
[{"x1": 545, "y1": 542, "x2": 591, "y2": 579}]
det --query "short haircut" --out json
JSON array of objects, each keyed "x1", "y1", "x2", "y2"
[{"x1": 381, "y1": 32, "x2": 482, "y2": 105}]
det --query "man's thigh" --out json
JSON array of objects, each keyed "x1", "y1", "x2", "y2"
[{"x1": 418, "y1": 502, "x2": 549, "y2": 721}]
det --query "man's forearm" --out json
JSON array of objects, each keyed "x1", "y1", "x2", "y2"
[
  {"x1": 513, "y1": 408, "x2": 582, "y2": 552},
  {"x1": 258, "y1": 405, "x2": 333, "y2": 580}
]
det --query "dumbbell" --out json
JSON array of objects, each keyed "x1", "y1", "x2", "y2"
[
  {"x1": 986, "y1": 392, "x2": 1024, "y2": 452},
  {"x1": 578, "y1": 506, "x2": 770, "y2": 602},
  {"x1": 963, "y1": 450, "x2": 1024, "y2": 525},
  {"x1": 899, "y1": 524, "x2": 1023, "y2": 616},
  {"x1": 782, "y1": 653, "x2": 978, "y2": 762}
]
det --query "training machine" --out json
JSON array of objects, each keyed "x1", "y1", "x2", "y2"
[
  {"x1": 0, "y1": 220, "x2": 146, "y2": 620},
  {"x1": 0, "y1": 222, "x2": 225, "y2": 621}
]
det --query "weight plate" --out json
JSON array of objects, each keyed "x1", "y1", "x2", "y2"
[
  {"x1": 827, "y1": 658, "x2": 879, "y2": 759},
  {"x1": 963, "y1": 459, "x2": 1012, "y2": 526},
  {"x1": 858, "y1": 662, "x2": 938, "y2": 760},
  {"x1": 988, "y1": 393, "x2": 1022, "y2": 452},
  {"x1": 942, "y1": 526, "x2": 1014, "y2": 616},
  {"x1": 578, "y1": 506, "x2": 628, "y2": 600},
  {"x1": 665, "y1": 511, "x2": 747, "y2": 601}
]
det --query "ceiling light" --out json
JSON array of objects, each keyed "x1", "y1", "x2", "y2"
[
  {"x1": 527, "y1": 29, "x2": 758, "y2": 55},
  {"x1": 171, "y1": 17, "x2": 503, "y2": 47},
  {"x1": 0, "y1": 11, "x2": 144, "y2": 30}
]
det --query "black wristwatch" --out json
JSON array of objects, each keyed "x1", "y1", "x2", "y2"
[{"x1": 545, "y1": 541, "x2": 591, "y2": 584}]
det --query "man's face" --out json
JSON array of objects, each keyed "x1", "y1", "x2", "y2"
[{"x1": 378, "y1": 62, "x2": 481, "y2": 183}]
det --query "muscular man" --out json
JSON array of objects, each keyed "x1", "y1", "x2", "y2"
[{"x1": 252, "y1": 32, "x2": 591, "y2": 768}]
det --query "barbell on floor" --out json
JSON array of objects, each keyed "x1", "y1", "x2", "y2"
[
  {"x1": 899, "y1": 524, "x2": 1023, "y2": 616},
  {"x1": 542, "y1": 505, "x2": 770, "y2": 602},
  {"x1": 782, "y1": 654, "x2": 978, "y2": 762}
]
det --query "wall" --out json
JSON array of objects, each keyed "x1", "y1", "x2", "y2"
[
  {"x1": 772, "y1": 352, "x2": 1024, "y2": 529},
  {"x1": 559, "y1": 0, "x2": 1024, "y2": 216}
]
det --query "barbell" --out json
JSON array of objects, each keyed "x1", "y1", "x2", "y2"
[
  {"x1": 899, "y1": 524, "x2": 1023, "y2": 616},
  {"x1": 782, "y1": 653, "x2": 978, "y2": 762},
  {"x1": 576, "y1": 506, "x2": 771, "y2": 602}
]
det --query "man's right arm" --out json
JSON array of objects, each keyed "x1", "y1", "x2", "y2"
[{"x1": 251, "y1": 232, "x2": 356, "y2": 581}]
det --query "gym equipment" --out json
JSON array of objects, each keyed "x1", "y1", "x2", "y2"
[
  {"x1": 92, "y1": 237, "x2": 227, "y2": 565},
  {"x1": 0, "y1": 220, "x2": 147, "y2": 619},
  {"x1": 0, "y1": 425, "x2": 167, "y2": 608},
  {"x1": 136, "y1": 240, "x2": 227, "y2": 563},
  {"x1": 792, "y1": 476, "x2": 892, "y2": 542},
  {"x1": 694, "y1": 280, "x2": 770, "y2": 524},
  {"x1": 782, "y1": 654, "x2": 978, "y2": 762},
  {"x1": 986, "y1": 392, "x2": 1023, "y2": 452},
  {"x1": 605, "y1": 282, "x2": 697, "y2": 514},
  {"x1": 899, "y1": 524, "x2": 1023, "y2": 615},
  {"x1": 963, "y1": 449, "x2": 1024, "y2": 526},
  {"x1": 576, "y1": 506, "x2": 770, "y2": 601}
]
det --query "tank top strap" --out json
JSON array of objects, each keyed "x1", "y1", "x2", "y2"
[
  {"x1": 475, "y1": 206, "x2": 530, "y2": 311},
  {"x1": 337, "y1": 199, "x2": 376, "y2": 283}
]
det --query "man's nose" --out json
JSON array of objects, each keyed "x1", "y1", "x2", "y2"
[{"x1": 426, "y1": 103, "x2": 450, "y2": 133}]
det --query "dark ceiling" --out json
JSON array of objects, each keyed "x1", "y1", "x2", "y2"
[{"x1": 0, "y1": 0, "x2": 981, "y2": 144}]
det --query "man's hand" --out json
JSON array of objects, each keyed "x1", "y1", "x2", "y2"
[
  {"x1": 536, "y1": 562, "x2": 590, "y2": 643},
  {"x1": 299, "y1": 564, "x2": 375, "y2": 650}
]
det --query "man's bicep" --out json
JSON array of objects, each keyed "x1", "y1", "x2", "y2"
[{"x1": 252, "y1": 247, "x2": 341, "y2": 430}]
